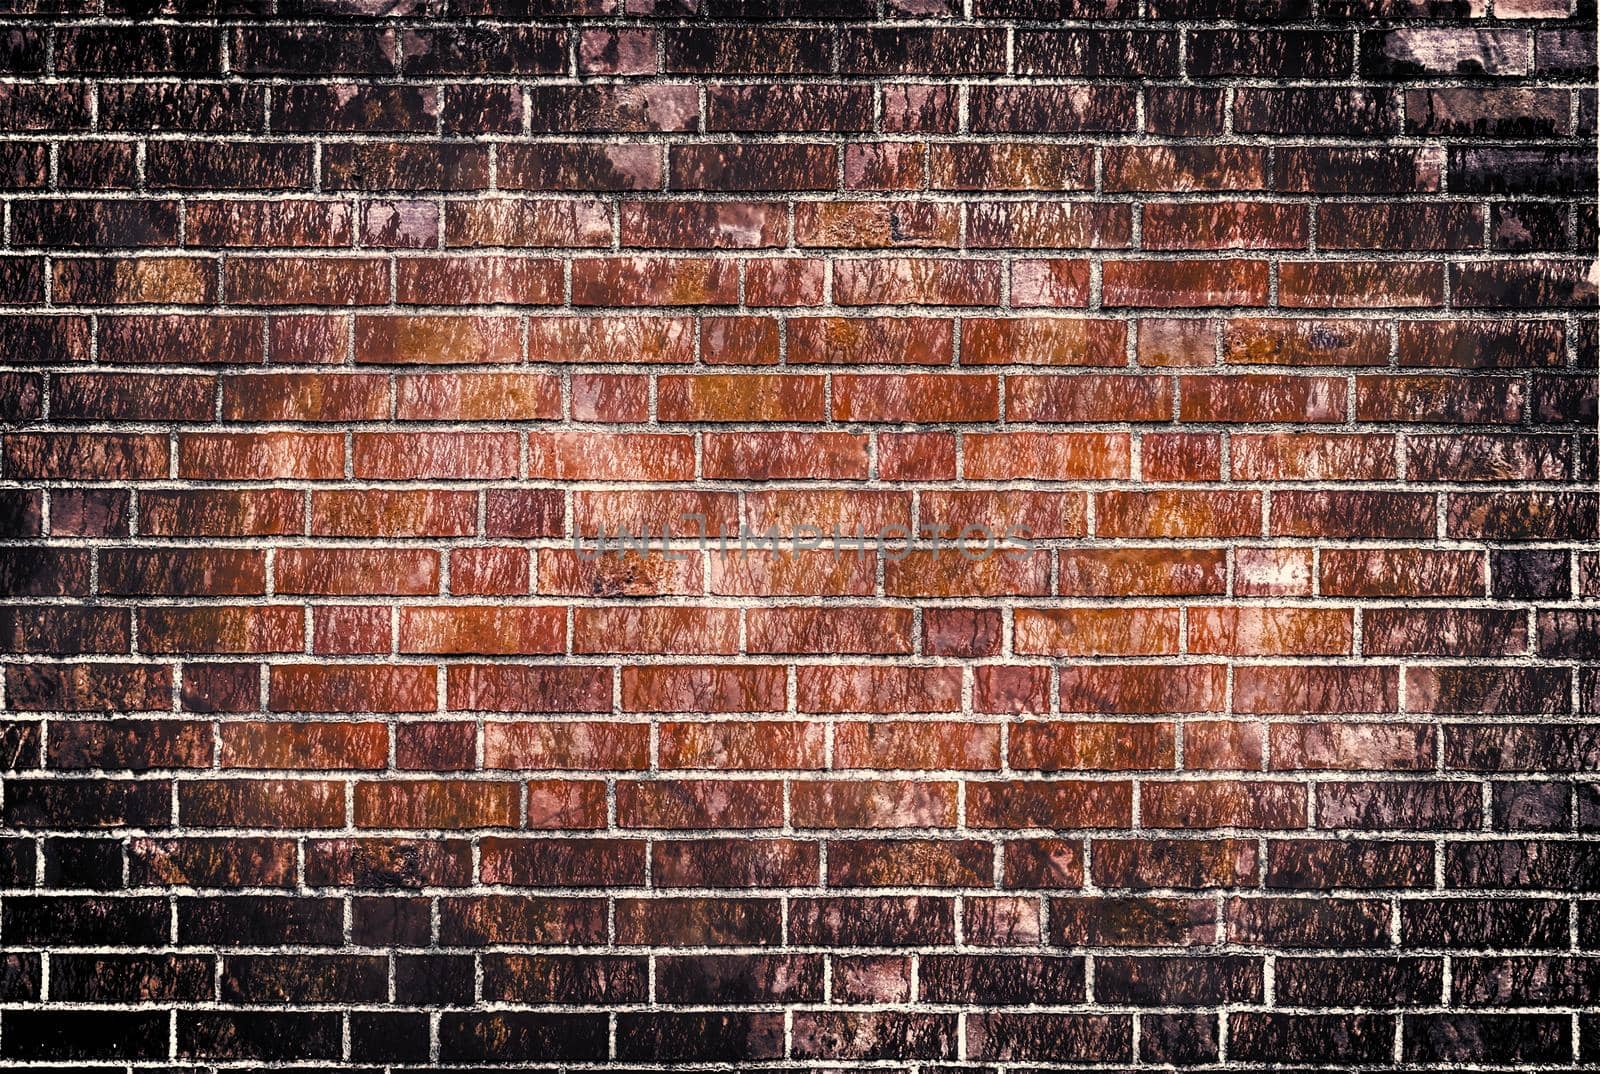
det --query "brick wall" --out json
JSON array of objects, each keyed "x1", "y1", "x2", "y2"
[{"x1": 0, "y1": 0, "x2": 1597, "y2": 1068}]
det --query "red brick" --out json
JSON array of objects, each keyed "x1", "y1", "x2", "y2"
[
  {"x1": 930, "y1": 143, "x2": 1093, "y2": 190},
  {"x1": 573, "y1": 490, "x2": 735, "y2": 539},
  {"x1": 1143, "y1": 432, "x2": 1223, "y2": 481},
  {"x1": 747, "y1": 607, "x2": 913, "y2": 656},
  {"x1": 1008, "y1": 374, "x2": 1170, "y2": 422},
  {"x1": 963, "y1": 317, "x2": 1126, "y2": 366},
  {"x1": 140, "y1": 606, "x2": 303, "y2": 654},
  {"x1": 1143, "y1": 202, "x2": 1307, "y2": 249},
  {"x1": 1233, "y1": 666, "x2": 1400, "y2": 715},
  {"x1": 1142, "y1": 781, "x2": 1307, "y2": 829},
  {"x1": 1226, "y1": 318, "x2": 1390, "y2": 367},
  {"x1": 221, "y1": 721, "x2": 388, "y2": 769},
  {"x1": 964, "y1": 434, "x2": 1130, "y2": 481},
  {"x1": 1103, "y1": 259, "x2": 1270, "y2": 307},
  {"x1": 791, "y1": 780, "x2": 957, "y2": 830},
  {"x1": 975, "y1": 665, "x2": 1050, "y2": 714},
  {"x1": 1010, "y1": 722, "x2": 1175, "y2": 771},
  {"x1": 572, "y1": 256, "x2": 738, "y2": 306},
  {"x1": 397, "y1": 257, "x2": 562, "y2": 306},
  {"x1": 973, "y1": 781, "x2": 1130, "y2": 831},
  {"x1": 1271, "y1": 490, "x2": 1437, "y2": 539},
  {"x1": 528, "y1": 432, "x2": 693, "y2": 481},
  {"x1": 7, "y1": 15, "x2": 1591, "y2": 1054},
  {"x1": 660, "y1": 721, "x2": 825, "y2": 770},
  {"x1": 451, "y1": 547, "x2": 529, "y2": 596},
  {"x1": 354, "y1": 432, "x2": 519, "y2": 480},
  {"x1": 1321, "y1": 549, "x2": 1485, "y2": 598},
  {"x1": 269, "y1": 665, "x2": 436, "y2": 714},
  {"x1": 745, "y1": 489, "x2": 909, "y2": 534},
  {"x1": 622, "y1": 666, "x2": 787, "y2": 714},
  {"x1": 702, "y1": 315, "x2": 780, "y2": 365},
  {"x1": 574, "y1": 606, "x2": 737, "y2": 655},
  {"x1": 1270, "y1": 723, "x2": 1436, "y2": 771},
  {"x1": 880, "y1": 432, "x2": 956, "y2": 480},
  {"x1": 835, "y1": 258, "x2": 1001, "y2": 306},
  {"x1": 180, "y1": 433, "x2": 343, "y2": 480},
  {"x1": 222, "y1": 373, "x2": 388, "y2": 422},
  {"x1": 446, "y1": 198, "x2": 611, "y2": 247},
  {"x1": 396, "y1": 373, "x2": 560, "y2": 422},
  {"x1": 788, "y1": 317, "x2": 953, "y2": 365},
  {"x1": 968, "y1": 201, "x2": 1131, "y2": 249},
  {"x1": 1096, "y1": 491, "x2": 1262, "y2": 538},
  {"x1": 1106, "y1": 146, "x2": 1268, "y2": 191},
  {"x1": 313, "y1": 489, "x2": 476, "y2": 538},
  {"x1": 276, "y1": 548, "x2": 438, "y2": 596},
  {"x1": 1184, "y1": 722, "x2": 1265, "y2": 771},
  {"x1": 1180, "y1": 375, "x2": 1346, "y2": 423},
  {"x1": 796, "y1": 201, "x2": 959, "y2": 248},
  {"x1": 835, "y1": 721, "x2": 1000, "y2": 771},
  {"x1": 400, "y1": 606, "x2": 565, "y2": 655},
  {"x1": 1015, "y1": 608, "x2": 1181, "y2": 657},
  {"x1": 886, "y1": 551, "x2": 1051, "y2": 598},
  {"x1": 1059, "y1": 665, "x2": 1227, "y2": 715},
  {"x1": 527, "y1": 316, "x2": 694, "y2": 364},
  {"x1": 355, "y1": 780, "x2": 520, "y2": 829},
  {"x1": 797, "y1": 666, "x2": 962, "y2": 714},
  {"x1": 447, "y1": 666, "x2": 613, "y2": 714},
  {"x1": 833, "y1": 374, "x2": 998, "y2": 423},
  {"x1": 657, "y1": 374, "x2": 824, "y2": 423},
  {"x1": 225, "y1": 257, "x2": 388, "y2": 306},
  {"x1": 356, "y1": 315, "x2": 522, "y2": 366},
  {"x1": 1281, "y1": 261, "x2": 1445, "y2": 308},
  {"x1": 622, "y1": 202, "x2": 786, "y2": 248},
  {"x1": 1232, "y1": 433, "x2": 1396, "y2": 480},
  {"x1": 1189, "y1": 607, "x2": 1354, "y2": 656},
  {"x1": 844, "y1": 142, "x2": 925, "y2": 190},
  {"x1": 1356, "y1": 374, "x2": 1524, "y2": 423},
  {"x1": 710, "y1": 551, "x2": 875, "y2": 598},
  {"x1": 618, "y1": 779, "x2": 782, "y2": 829},
  {"x1": 1058, "y1": 549, "x2": 1226, "y2": 596},
  {"x1": 703, "y1": 432, "x2": 868, "y2": 480},
  {"x1": 737, "y1": 257, "x2": 826, "y2": 307}
]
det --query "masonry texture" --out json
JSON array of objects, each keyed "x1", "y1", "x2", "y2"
[{"x1": 0, "y1": 1, "x2": 1596, "y2": 1070}]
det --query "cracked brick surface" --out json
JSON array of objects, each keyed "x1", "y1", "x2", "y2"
[{"x1": 0, "y1": 0, "x2": 1596, "y2": 1068}]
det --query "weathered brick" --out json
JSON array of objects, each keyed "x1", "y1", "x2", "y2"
[{"x1": 2, "y1": 7, "x2": 1588, "y2": 1065}]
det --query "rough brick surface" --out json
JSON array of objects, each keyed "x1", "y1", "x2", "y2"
[{"x1": 0, "y1": 0, "x2": 1596, "y2": 1069}]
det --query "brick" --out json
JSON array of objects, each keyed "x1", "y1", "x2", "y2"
[
  {"x1": 396, "y1": 373, "x2": 559, "y2": 421},
  {"x1": 1144, "y1": 202, "x2": 1307, "y2": 250},
  {"x1": 969, "y1": 86, "x2": 1137, "y2": 135},
  {"x1": 1226, "y1": 317, "x2": 1389, "y2": 367},
  {"x1": 148, "y1": 143, "x2": 314, "y2": 190},
  {"x1": 447, "y1": 198, "x2": 610, "y2": 247},
  {"x1": 354, "y1": 431, "x2": 518, "y2": 480},
  {"x1": 528, "y1": 315, "x2": 693, "y2": 364},
  {"x1": 222, "y1": 372, "x2": 386, "y2": 423},
  {"x1": 316, "y1": 143, "x2": 478, "y2": 195},
  {"x1": 670, "y1": 145, "x2": 836, "y2": 191},
  {"x1": 788, "y1": 316, "x2": 952, "y2": 365},
  {"x1": 497, "y1": 144, "x2": 657, "y2": 191},
  {"x1": 269, "y1": 666, "x2": 435, "y2": 714},
  {"x1": 797, "y1": 201, "x2": 959, "y2": 249},
  {"x1": 1104, "y1": 259, "x2": 1270, "y2": 307},
  {"x1": 662, "y1": 27, "x2": 831, "y2": 74},
  {"x1": 1322, "y1": 548, "x2": 1485, "y2": 597},
  {"x1": 930, "y1": 143, "x2": 1093, "y2": 190},
  {"x1": 1234, "y1": 665, "x2": 1399, "y2": 714},
  {"x1": 833, "y1": 373, "x2": 998, "y2": 423},
  {"x1": 1107, "y1": 146, "x2": 1267, "y2": 192}
]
